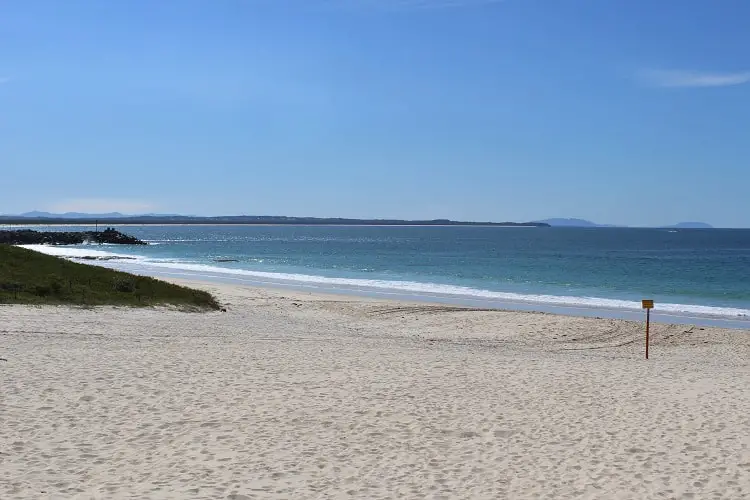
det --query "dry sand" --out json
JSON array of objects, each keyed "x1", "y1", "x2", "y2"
[{"x1": 2, "y1": 281, "x2": 750, "y2": 499}]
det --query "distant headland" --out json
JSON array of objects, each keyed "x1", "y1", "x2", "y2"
[
  {"x1": 0, "y1": 213, "x2": 549, "y2": 227},
  {"x1": 0, "y1": 212, "x2": 720, "y2": 228}
]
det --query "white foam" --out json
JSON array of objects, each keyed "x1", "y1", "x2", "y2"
[
  {"x1": 23, "y1": 244, "x2": 750, "y2": 319},
  {"x1": 19, "y1": 245, "x2": 142, "y2": 260}
]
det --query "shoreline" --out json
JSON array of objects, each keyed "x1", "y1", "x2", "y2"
[
  {"x1": 84, "y1": 261, "x2": 750, "y2": 330},
  {"x1": 181, "y1": 278, "x2": 750, "y2": 335},
  {"x1": 14, "y1": 244, "x2": 750, "y2": 329},
  {"x1": 177, "y1": 272, "x2": 750, "y2": 329}
]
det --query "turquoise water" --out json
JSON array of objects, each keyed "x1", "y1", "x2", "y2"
[{"x1": 22, "y1": 225, "x2": 750, "y2": 322}]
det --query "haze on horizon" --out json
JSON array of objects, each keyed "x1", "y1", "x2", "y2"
[{"x1": 2, "y1": 0, "x2": 749, "y2": 228}]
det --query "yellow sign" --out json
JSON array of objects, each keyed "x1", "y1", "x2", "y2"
[{"x1": 642, "y1": 299, "x2": 654, "y2": 309}]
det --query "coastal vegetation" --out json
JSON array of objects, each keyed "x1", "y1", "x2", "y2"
[{"x1": 0, "y1": 245, "x2": 219, "y2": 310}]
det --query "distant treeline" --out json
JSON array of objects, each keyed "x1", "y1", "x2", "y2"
[{"x1": 0, "y1": 215, "x2": 550, "y2": 227}]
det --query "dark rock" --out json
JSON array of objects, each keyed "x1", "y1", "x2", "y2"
[{"x1": 0, "y1": 228, "x2": 147, "y2": 246}]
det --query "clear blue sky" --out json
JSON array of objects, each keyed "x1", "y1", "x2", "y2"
[{"x1": 2, "y1": 0, "x2": 749, "y2": 226}]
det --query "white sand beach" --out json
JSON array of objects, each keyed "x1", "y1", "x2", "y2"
[{"x1": 2, "y1": 281, "x2": 750, "y2": 499}]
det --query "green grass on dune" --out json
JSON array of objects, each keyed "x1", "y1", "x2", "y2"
[{"x1": 0, "y1": 245, "x2": 220, "y2": 310}]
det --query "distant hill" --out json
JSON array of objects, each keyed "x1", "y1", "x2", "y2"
[
  {"x1": 664, "y1": 222, "x2": 714, "y2": 229},
  {"x1": 537, "y1": 218, "x2": 716, "y2": 229}
]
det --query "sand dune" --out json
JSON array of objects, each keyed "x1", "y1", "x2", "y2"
[{"x1": 2, "y1": 282, "x2": 750, "y2": 499}]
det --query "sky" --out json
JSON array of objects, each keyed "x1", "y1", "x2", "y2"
[{"x1": 2, "y1": 0, "x2": 749, "y2": 227}]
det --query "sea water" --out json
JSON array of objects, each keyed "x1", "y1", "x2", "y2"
[{"x1": 18, "y1": 225, "x2": 750, "y2": 326}]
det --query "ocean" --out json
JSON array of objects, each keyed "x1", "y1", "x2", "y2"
[{"x1": 19, "y1": 224, "x2": 750, "y2": 326}]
